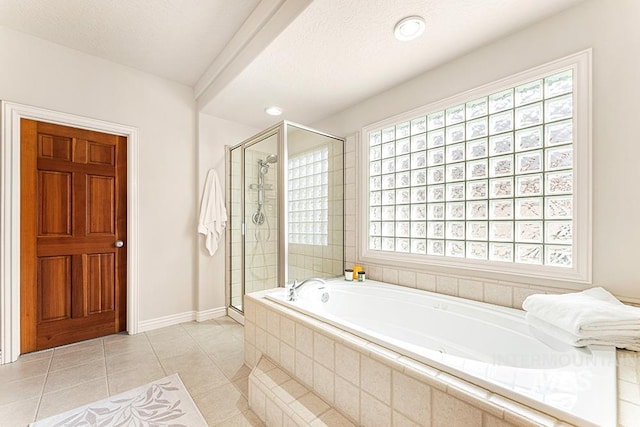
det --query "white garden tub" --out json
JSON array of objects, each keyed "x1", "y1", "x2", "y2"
[{"x1": 266, "y1": 278, "x2": 616, "y2": 427}]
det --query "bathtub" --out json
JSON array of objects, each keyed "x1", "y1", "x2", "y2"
[{"x1": 265, "y1": 278, "x2": 616, "y2": 427}]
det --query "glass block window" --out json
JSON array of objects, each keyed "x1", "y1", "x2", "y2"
[
  {"x1": 288, "y1": 147, "x2": 329, "y2": 245},
  {"x1": 367, "y1": 69, "x2": 576, "y2": 268}
]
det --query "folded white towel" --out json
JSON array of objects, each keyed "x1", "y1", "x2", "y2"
[
  {"x1": 522, "y1": 287, "x2": 640, "y2": 336},
  {"x1": 526, "y1": 314, "x2": 640, "y2": 352}
]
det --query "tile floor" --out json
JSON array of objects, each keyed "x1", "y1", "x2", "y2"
[{"x1": 0, "y1": 317, "x2": 264, "y2": 427}]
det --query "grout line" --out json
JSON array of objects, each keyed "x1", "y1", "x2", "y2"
[
  {"x1": 191, "y1": 318, "x2": 253, "y2": 400},
  {"x1": 38, "y1": 344, "x2": 109, "y2": 397},
  {"x1": 146, "y1": 331, "x2": 169, "y2": 377},
  {"x1": 32, "y1": 346, "x2": 54, "y2": 422},
  {"x1": 178, "y1": 322, "x2": 211, "y2": 362},
  {"x1": 104, "y1": 335, "x2": 115, "y2": 379},
  {"x1": 186, "y1": 318, "x2": 245, "y2": 384},
  {"x1": 100, "y1": 338, "x2": 111, "y2": 396}
]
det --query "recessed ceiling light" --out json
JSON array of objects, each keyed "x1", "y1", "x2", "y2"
[
  {"x1": 394, "y1": 16, "x2": 426, "y2": 41},
  {"x1": 265, "y1": 106, "x2": 283, "y2": 116}
]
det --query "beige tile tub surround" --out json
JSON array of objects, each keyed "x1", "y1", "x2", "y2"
[
  {"x1": 245, "y1": 290, "x2": 640, "y2": 427},
  {"x1": 249, "y1": 356, "x2": 354, "y2": 426}
]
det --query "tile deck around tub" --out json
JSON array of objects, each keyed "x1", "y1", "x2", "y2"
[{"x1": 245, "y1": 289, "x2": 639, "y2": 427}]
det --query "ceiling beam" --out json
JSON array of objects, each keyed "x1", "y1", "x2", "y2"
[{"x1": 195, "y1": 0, "x2": 312, "y2": 109}]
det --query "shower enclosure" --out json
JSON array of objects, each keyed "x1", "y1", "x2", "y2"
[{"x1": 226, "y1": 122, "x2": 344, "y2": 314}]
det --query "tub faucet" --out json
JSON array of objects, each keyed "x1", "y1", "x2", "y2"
[{"x1": 286, "y1": 278, "x2": 326, "y2": 301}]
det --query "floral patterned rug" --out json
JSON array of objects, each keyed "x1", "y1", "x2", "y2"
[{"x1": 31, "y1": 374, "x2": 207, "y2": 427}]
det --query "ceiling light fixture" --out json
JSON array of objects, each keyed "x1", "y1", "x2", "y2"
[
  {"x1": 265, "y1": 106, "x2": 283, "y2": 116},
  {"x1": 394, "y1": 16, "x2": 426, "y2": 41}
]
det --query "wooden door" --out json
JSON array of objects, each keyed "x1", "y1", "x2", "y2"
[{"x1": 20, "y1": 119, "x2": 127, "y2": 352}]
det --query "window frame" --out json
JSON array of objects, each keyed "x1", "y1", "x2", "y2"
[{"x1": 358, "y1": 50, "x2": 592, "y2": 284}]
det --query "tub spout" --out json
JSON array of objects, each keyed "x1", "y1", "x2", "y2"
[
  {"x1": 294, "y1": 277, "x2": 326, "y2": 289},
  {"x1": 286, "y1": 278, "x2": 326, "y2": 301}
]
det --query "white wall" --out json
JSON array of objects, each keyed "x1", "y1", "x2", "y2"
[
  {"x1": 0, "y1": 26, "x2": 197, "y2": 322},
  {"x1": 313, "y1": 0, "x2": 640, "y2": 300},
  {"x1": 196, "y1": 114, "x2": 259, "y2": 312}
]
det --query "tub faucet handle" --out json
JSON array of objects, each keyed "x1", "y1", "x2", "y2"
[
  {"x1": 286, "y1": 277, "x2": 325, "y2": 301},
  {"x1": 286, "y1": 280, "x2": 299, "y2": 301}
]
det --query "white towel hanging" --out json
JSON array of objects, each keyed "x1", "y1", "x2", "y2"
[{"x1": 198, "y1": 169, "x2": 227, "y2": 256}]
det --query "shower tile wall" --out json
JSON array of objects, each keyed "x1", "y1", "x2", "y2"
[
  {"x1": 342, "y1": 134, "x2": 582, "y2": 309},
  {"x1": 288, "y1": 142, "x2": 344, "y2": 281}
]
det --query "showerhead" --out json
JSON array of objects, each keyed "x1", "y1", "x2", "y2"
[
  {"x1": 265, "y1": 154, "x2": 278, "y2": 164},
  {"x1": 258, "y1": 154, "x2": 278, "y2": 171}
]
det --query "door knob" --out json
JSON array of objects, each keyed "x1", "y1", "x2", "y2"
[{"x1": 114, "y1": 240, "x2": 124, "y2": 248}]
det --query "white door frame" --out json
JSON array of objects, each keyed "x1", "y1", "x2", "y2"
[{"x1": 0, "y1": 101, "x2": 140, "y2": 364}]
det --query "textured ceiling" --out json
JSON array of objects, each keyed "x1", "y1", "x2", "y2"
[
  {"x1": 202, "y1": 0, "x2": 584, "y2": 129},
  {"x1": 0, "y1": 0, "x2": 585, "y2": 128},
  {"x1": 0, "y1": 0, "x2": 259, "y2": 85}
]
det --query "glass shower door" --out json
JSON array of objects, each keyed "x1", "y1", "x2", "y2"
[
  {"x1": 244, "y1": 134, "x2": 279, "y2": 295},
  {"x1": 227, "y1": 121, "x2": 343, "y2": 315}
]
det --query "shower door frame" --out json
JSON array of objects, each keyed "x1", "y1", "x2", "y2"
[
  {"x1": 226, "y1": 121, "x2": 345, "y2": 316},
  {"x1": 226, "y1": 123, "x2": 284, "y2": 317}
]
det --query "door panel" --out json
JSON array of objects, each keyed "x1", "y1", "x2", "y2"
[
  {"x1": 88, "y1": 141, "x2": 115, "y2": 166},
  {"x1": 21, "y1": 119, "x2": 127, "y2": 352},
  {"x1": 37, "y1": 256, "x2": 72, "y2": 322},
  {"x1": 38, "y1": 171, "x2": 72, "y2": 236},
  {"x1": 38, "y1": 134, "x2": 72, "y2": 161},
  {"x1": 87, "y1": 175, "x2": 115, "y2": 234},
  {"x1": 87, "y1": 253, "x2": 115, "y2": 314}
]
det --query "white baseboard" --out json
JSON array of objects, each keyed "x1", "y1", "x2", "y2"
[
  {"x1": 137, "y1": 306, "x2": 228, "y2": 333},
  {"x1": 196, "y1": 307, "x2": 227, "y2": 322},
  {"x1": 137, "y1": 311, "x2": 196, "y2": 333}
]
